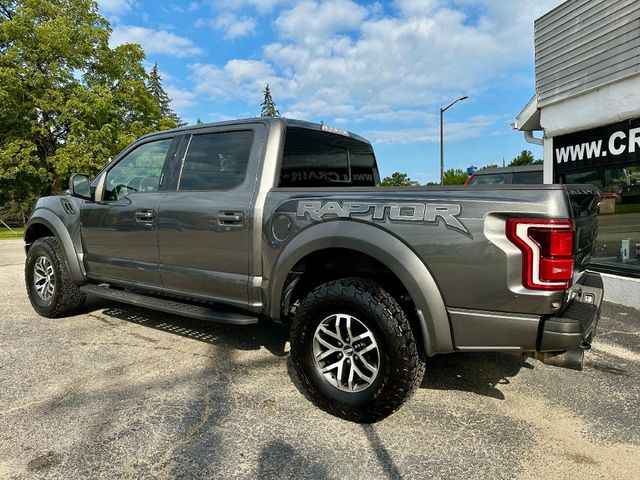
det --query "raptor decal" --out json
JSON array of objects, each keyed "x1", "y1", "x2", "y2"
[{"x1": 296, "y1": 200, "x2": 470, "y2": 235}]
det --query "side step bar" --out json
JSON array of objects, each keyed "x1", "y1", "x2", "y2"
[{"x1": 80, "y1": 284, "x2": 259, "y2": 325}]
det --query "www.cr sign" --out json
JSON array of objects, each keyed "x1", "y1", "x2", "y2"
[{"x1": 554, "y1": 118, "x2": 640, "y2": 174}]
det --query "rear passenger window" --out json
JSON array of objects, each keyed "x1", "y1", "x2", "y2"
[{"x1": 179, "y1": 130, "x2": 254, "y2": 191}]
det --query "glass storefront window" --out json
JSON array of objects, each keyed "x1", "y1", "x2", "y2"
[{"x1": 564, "y1": 165, "x2": 640, "y2": 271}]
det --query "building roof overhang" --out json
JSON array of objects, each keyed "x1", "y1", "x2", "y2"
[{"x1": 512, "y1": 94, "x2": 542, "y2": 131}]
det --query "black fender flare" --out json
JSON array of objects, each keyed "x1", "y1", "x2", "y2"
[
  {"x1": 25, "y1": 209, "x2": 86, "y2": 283},
  {"x1": 267, "y1": 221, "x2": 453, "y2": 356}
]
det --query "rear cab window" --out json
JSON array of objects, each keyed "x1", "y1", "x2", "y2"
[{"x1": 279, "y1": 127, "x2": 378, "y2": 187}]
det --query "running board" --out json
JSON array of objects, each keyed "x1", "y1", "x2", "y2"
[{"x1": 80, "y1": 284, "x2": 259, "y2": 325}]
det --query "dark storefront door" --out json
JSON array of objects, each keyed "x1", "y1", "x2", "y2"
[{"x1": 554, "y1": 118, "x2": 640, "y2": 275}]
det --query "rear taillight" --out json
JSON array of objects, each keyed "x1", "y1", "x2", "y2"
[{"x1": 506, "y1": 218, "x2": 574, "y2": 290}]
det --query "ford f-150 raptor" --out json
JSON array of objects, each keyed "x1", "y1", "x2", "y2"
[{"x1": 24, "y1": 118, "x2": 603, "y2": 422}]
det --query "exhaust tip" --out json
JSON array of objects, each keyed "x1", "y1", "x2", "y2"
[{"x1": 535, "y1": 348, "x2": 584, "y2": 371}]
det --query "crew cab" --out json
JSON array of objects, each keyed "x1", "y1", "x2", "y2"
[{"x1": 24, "y1": 118, "x2": 602, "y2": 422}]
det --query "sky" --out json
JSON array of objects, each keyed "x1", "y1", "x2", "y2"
[{"x1": 99, "y1": 0, "x2": 564, "y2": 184}]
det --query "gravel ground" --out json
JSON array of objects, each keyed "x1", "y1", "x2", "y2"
[{"x1": 1, "y1": 240, "x2": 639, "y2": 479}]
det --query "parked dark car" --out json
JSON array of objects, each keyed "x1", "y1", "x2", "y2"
[{"x1": 466, "y1": 164, "x2": 543, "y2": 185}]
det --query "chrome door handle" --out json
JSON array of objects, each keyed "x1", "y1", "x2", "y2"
[
  {"x1": 217, "y1": 211, "x2": 244, "y2": 226},
  {"x1": 135, "y1": 210, "x2": 156, "y2": 222}
]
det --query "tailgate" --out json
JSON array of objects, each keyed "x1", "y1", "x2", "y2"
[{"x1": 565, "y1": 185, "x2": 601, "y2": 274}]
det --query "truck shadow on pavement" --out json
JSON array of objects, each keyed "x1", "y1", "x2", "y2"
[
  {"x1": 421, "y1": 352, "x2": 534, "y2": 400},
  {"x1": 83, "y1": 295, "x2": 290, "y2": 358},
  {"x1": 86, "y1": 296, "x2": 533, "y2": 401},
  {"x1": 29, "y1": 298, "x2": 537, "y2": 477},
  {"x1": 257, "y1": 440, "x2": 330, "y2": 479}
]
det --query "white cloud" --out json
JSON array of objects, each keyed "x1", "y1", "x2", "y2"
[
  {"x1": 208, "y1": 0, "x2": 290, "y2": 14},
  {"x1": 165, "y1": 85, "x2": 197, "y2": 111},
  {"x1": 206, "y1": 113, "x2": 238, "y2": 122},
  {"x1": 394, "y1": 0, "x2": 438, "y2": 17},
  {"x1": 98, "y1": 0, "x2": 134, "y2": 13},
  {"x1": 195, "y1": 13, "x2": 256, "y2": 40},
  {"x1": 168, "y1": 2, "x2": 201, "y2": 13},
  {"x1": 365, "y1": 115, "x2": 508, "y2": 145},
  {"x1": 110, "y1": 25, "x2": 203, "y2": 57},
  {"x1": 189, "y1": 0, "x2": 562, "y2": 141},
  {"x1": 276, "y1": 0, "x2": 369, "y2": 42},
  {"x1": 190, "y1": 60, "x2": 279, "y2": 99}
]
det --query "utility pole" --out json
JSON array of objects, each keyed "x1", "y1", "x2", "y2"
[{"x1": 439, "y1": 96, "x2": 469, "y2": 185}]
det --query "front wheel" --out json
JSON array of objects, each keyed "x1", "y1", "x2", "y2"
[
  {"x1": 25, "y1": 237, "x2": 86, "y2": 318},
  {"x1": 290, "y1": 278, "x2": 426, "y2": 423}
]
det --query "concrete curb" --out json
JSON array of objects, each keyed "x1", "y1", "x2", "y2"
[{"x1": 601, "y1": 272, "x2": 640, "y2": 311}]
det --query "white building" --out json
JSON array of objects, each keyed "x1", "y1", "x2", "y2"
[{"x1": 513, "y1": 0, "x2": 640, "y2": 308}]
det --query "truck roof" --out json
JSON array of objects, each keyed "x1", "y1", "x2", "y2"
[{"x1": 138, "y1": 117, "x2": 372, "y2": 145}]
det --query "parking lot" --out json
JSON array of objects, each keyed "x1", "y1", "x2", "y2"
[{"x1": 1, "y1": 240, "x2": 639, "y2": 479}]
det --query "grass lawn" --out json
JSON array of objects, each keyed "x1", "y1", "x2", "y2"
[
  {"x1": 613, "y1": 203, "x2": 640, "y2": 215},
  {"x1": 598, "y1": 202, "x2": 640, "y2": 215},
  {"x1": 0, "y1": 227, "x2": 25, "y2": 240}
]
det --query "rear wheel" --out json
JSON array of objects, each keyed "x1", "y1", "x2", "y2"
[
  {"x1": 290, "y1": 278, "x2": 425, "y2": 423},
  {"x1": 25, "y1": 237, "x2": 86, "y2": 317}
]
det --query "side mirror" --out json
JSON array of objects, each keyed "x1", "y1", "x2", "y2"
[{"x1": 69, "y1": 173, "x2": 93, "y2": 200}]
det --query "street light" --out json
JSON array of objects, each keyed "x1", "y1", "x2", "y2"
[{"x1": 439, "y1": 96, "x2": 469, "y2": 185}]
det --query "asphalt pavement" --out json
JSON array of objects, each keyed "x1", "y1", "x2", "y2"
[{"x1": 1, "y1": 240, "x2": 639, "y2": 479}]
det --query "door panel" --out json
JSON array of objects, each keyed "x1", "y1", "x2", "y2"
[
  {"x1": 158, "y1": 126, "x2": 264, "y2": 307},
  {"x1": 158, "y1": 191, "x2": 252, "y2": 304},
  {"x1": 81, "y1": 193, "x2": 165, "y2": 287},
  {"x1": 81, "y1": 137, "x2": 176, "y2": 288}
]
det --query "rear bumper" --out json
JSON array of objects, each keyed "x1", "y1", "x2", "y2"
[
  {"x1": 538, "y1": 271, "x2": 603, "y2": 352},
  {"x1": 448, "y1": 271, "x2": 603, "y2": 353}
]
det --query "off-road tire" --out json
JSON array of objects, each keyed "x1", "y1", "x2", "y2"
[
  {"x1": 25, "y1": 237, "x2": 86, "y2": 317},
  {"x1": 290, "y1": 278, "x2": 426, "y2": 423}
]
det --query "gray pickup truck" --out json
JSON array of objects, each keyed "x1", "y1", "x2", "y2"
[{"x1": 24, "y1": 118, "x2": 603, "y2": 422}]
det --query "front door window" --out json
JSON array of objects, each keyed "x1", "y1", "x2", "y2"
[{"x1": 104, "y1": 139, "x2": 173, "y2": 201}]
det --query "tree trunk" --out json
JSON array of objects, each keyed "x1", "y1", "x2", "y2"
[
  {"x1": 51, "y1": 174, "x2": 63, "y2": 195},
  {"x1": 40, "y1": 131, "x2": 60, "y2": 195}
]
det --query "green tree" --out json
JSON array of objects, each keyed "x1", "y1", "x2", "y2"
[
  {"x1": 381, "y1": 172, "x2": 412, "y2": 186},
  {"x1": 444, "y1": 168, "x2": 469, "y2": 185},
  {"x1": 443, "y1": 168, "x2": 469, "y2": 185},
  {"x1": 147, "y1": 62, "x2": 183, "y2": 126},
  {"x1": 260, "y1": 84, "x2": 280, "y2": 117},
  {"x1": 509, "y1": 150, "x2": 536, "y2": 167},
  {"x1": 0, "y1": 0, "x2": 179, "y2": 218},
  {"x1": 481, "y1": 163, "x2": 499, "y2": 169},
  {"x1": 196, "y1": 117, "x2": 203, "y2": 125}
]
